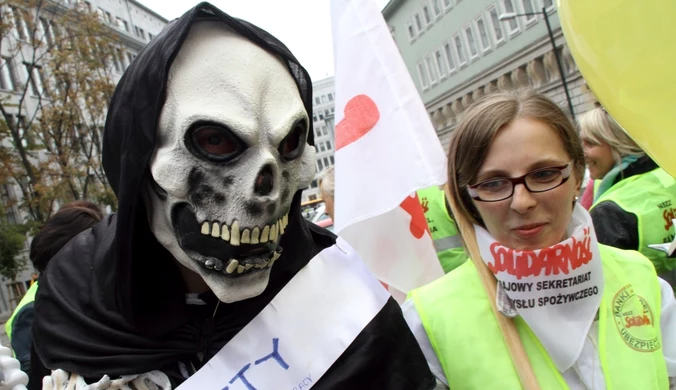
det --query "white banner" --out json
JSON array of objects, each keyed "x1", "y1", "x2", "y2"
[{"x1": 177, "y1": 238, "x2": 390, "y2": 390}]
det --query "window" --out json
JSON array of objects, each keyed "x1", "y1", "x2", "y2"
[
  {"x1": 320, "y1": 143, "x2": 326, "y2": 152},
  {"x1": 422, "y1": 5, "x2": 432, "y2": 26},
  {"x1": 417, "y1": 62, "x2": 429, "y2": 90},
  {"x1": 475, "y1": 17, "x2": 491, "y2": 53},
  {"x1": 313, "y1": 115, "x2": 317, "y2": 122},
  {"x1": 310, "y1": 180, "x2": 317, "y2": 189},
  {"x1": 407, "y1": 21, "x2": 416, "y2": 40},
  {"x1": 117, "y1": 48, "x2": 126, "y2": 69},
  {"x1": 105, "y1": 11, "x2": 113, "y2": 23},
  {"x1": 443, "y1": 42, "x2": 456, "y2": 72},
  {"x1": 319, "y1": 113, "x2": 324, "y2": 120},
  {"x1": 148, "y1": 33, "x2": 155, "y2": 41},
  {"x1": 324, "y1": 109, "x2": 329, "y2": 116},
  {"x1": 111, "y1": 48, "x2": 121, "y2": 72},
  {"x1": 328, "y1": 93, "x2": 333, "y2": 101},
  {"x1": 330, "y1": 107, "x2": 334, "y2": 113},
  {"x1": 308, "y1": 194, "x2": 317, "y2": 201},
  {"x1": 116, "y1": 17, "x2": 128, "y2": 31},
  {"x1": 317, "y1": 159, "x2": 324, "y2": 171},
  {"x1": 487, "y1": 6, "x2": 506, "y2": 44},
  {"x1": 425, "y1": 55, "x2": 438, "y2": 84},
  {"x1": 315, "y1": 97, "x2": 321, "y2": 105},
  {"x1": 542, "y1": 0, "x2": 555, "y2": 10},
  {"x1": 500, "y1": 0, "x2": 520, "y2": 35},
  {"x1": 0, "y1": 58, "x2": 17, "y2": 91},
  {"x1": 463, "y1": 25, "x2": 479, "y2": 59},
  {"x1": 326, "y1": 141, "x2": 332, "y2": 150},
  {"x1": 39, "y1": 18, "x2": 54, "y2": 47},
  {"x1": 127, "y1": 52, "x2": 134, "y2": 65},
  {"x1": 315, "y1": 128, "x2": 321, "y2": 138},
  {"x1": 442, "y1": 0, "x2": 452, "y2": 11},
  {"x1": 413, "y1": 13, "x2": 423, "y2": 33},
  {"x1": 521, "y1": 0, "x2": 538, "y2": 25},
  {"x1": 11, "y1": 7, "x2": 28, "y2": 41},
  {"x1": 24, "y1": 64, "x2": 46, "y2": 96},
  {"x1": 453, "y1": 34, "x2": 467, "y2": 66},
  {"x1": 431, "y1": 0, "x2": 442, "y2": 18},
  {"x1": 435, "y1": 49, "x2": 447, "y2": 78},
  {"x1": 330, "y1": 156, "x2": 334, "y2": 164},
  {"x1": 323, "y1": 157, "x2": 329, "y2": 167},
  {"x1": 321, "y1": 95, "x2": 327, "y2": 103},
  {"x1": 322, "y1": 126, "x2": 328, "y2": 136}
]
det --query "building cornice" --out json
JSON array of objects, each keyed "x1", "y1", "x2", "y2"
[{"x1": 382, "y1": 0, "x2": 406, "y2": 18}]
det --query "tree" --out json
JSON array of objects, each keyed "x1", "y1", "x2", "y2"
[
  {"x1": 0, "y1": 0, "x2": 120, "y2": 225},
  {"x1": 0, "y1": 221, "x2": 27, "y2": 281}
]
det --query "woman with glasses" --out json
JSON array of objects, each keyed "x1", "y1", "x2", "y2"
[
  {"x1": 579, "y1": 107, "x2": 676, "y2": 287},
  {"x1": 403, "y1": 91, "x2": 675, "y2": 389}
]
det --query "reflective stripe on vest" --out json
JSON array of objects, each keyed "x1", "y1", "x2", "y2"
[
  {"x1": 417, "y1": 186, "x2": 467, "y2": 274},
  {"x1": 591, "y1": 167, "x2": 676, "y2": 273},
  {"x1": 5, "y1": 282, "x2": 38, "y2": 341},
  {"x1": 433, "y1": 235, "x2": 463, "y2": 252},
  {"x1": 409, "y1": 244, "x2": 667, "y2": 389}
]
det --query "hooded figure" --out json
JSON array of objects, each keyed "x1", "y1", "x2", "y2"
[{"x1": 28, "y1": 3, "x2": 435, "y2": 389}]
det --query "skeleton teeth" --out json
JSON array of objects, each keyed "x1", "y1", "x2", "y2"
[
  {"x1": 261, "y1": 225, "x2": 270, "y2": 243},
  {"x1": 201, "y1": 222, "x2": 210, "y2": 235},
  {"x1": 279, "y1": 218, "x2": 285, "y2": 234},
  {"x1": 221, "y1": 223, "x2": 230, "y2": 241},
  {"x1": 254, "y1": 262, "x2": 266, "y2": 269},
  {"x1": 283, "y1": 214, "x2": 288, "y2": 228},
  {"x1": 231, "y1": 221, "x2": 241, "y2": 246},
  {"x1": 270, "y1": 223, "x2": 278, "y2": 242},
  {"x1": 237, "y1": 265, "x2": 245, "y2": 274},
  {"x1": 268, "y1": 252, "x2": 281, "y2": 267},
  {"x1": 205, "y1": 259, "x2": 215, "y2": 269},
  {"x1": 251, "y1": 227, "x2": 260, "y2": 244},
  {"x1": 211, "y1": 222, "x2": 220, "y2": 238},
  {"x1": 214, "y1": 260, "x2": 224, "y2": 271},
  {"x1": 241, "y1": 229, "x2": 251, "y2": 244},
  {"x1": 245, "y1": 263, "x2": 254, "y2": 271},
  {"x1": 226, "y1": 259, "x2": 239, "y2": 274}
]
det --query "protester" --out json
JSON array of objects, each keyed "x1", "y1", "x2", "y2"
[
  {"x1": 318, "y1": 166, "x2": 335, "y2": 220},
  {"x1": 580, "y1": 107, "x2": 676, "y2": 285},
  {"x1": 5, "y1": 201, "x2": 102, "y2": 380},
  {"x1": 416, "y1": 185, "x2": 466, "y2": 273},
  {"x1": 26, "y1": 3, "x2": 434, "y2": 389},
  {"x1": 404, "y1": 91, "x2": 675, "y2": 388}
]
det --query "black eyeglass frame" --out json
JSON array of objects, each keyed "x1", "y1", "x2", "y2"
[{"x1": 467, "y1": 163, "x2": 573, "y2": 202}]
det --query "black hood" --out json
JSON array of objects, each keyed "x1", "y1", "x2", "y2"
[{"x1": 33, "y1": 1, "x2": 324, "y2": 376}]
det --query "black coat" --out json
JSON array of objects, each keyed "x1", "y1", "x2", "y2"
[{"x1": 30, "y1": 3, "x2": 435, "y2": 389}]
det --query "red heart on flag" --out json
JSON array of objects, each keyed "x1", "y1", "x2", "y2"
[
  {"x1": 400, "y1": 194, "x2": 430, "y2": 239},
  {"x1": 335, "y1": 94, "x2": 380, "y2": 150}
]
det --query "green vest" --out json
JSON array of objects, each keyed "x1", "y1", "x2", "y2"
[
  {"x1": 410, "y1": 245, "x2": 667, "y2": 389},
  {"x1": 5, "y1": 281, "x2": 38, "y2": 341},
  {"x1": 592, "y1": 167, "x2": 676, "y2": 273},
  {"x1": 417, "y1": 186, "x2": 467, "y2": 273}
]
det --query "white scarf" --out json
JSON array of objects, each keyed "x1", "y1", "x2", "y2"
[{"x1": 474, "y1": 203, "x2": 604, "y2": 372}]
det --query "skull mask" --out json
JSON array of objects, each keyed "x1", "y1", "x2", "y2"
[{"x1": 145, "y1": 21, "x2": 316, "y2": 303}]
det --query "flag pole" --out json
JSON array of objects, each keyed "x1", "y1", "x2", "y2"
[{"x1": 444, "y1": 184, "x2": 541, "y2": 390}]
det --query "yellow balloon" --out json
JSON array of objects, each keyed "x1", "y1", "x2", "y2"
[{"x1": 558, "y1": 0, "x2": 676, "y2": 178}]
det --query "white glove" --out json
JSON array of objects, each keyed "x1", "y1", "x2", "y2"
[{"x1": 0, "y1": 345, "x2": 28, "y2": 390}]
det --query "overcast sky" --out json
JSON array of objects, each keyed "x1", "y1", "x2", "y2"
[{"x1": 136, "y1": 0, "x2": 390, "y2": 82}]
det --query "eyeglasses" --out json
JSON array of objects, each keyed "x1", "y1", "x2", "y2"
[{"x1": 467, "y1": 163, "x2": 572, "y2": 202}]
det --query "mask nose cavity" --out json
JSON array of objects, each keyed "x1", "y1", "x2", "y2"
[{"x1": 254, "y1": 164, "x2": 274, "y2": 196}]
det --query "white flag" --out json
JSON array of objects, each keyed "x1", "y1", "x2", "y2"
[{"x1": 330, "y1": 0, "x2": 447, "y2": 300}]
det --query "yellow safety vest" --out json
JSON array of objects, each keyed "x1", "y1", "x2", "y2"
[
  {"x1": 5, "y1": 282, "x2": 38, "y2": 341},
  {"x1": 592, "y1": 167, "x2": 676, "y2": 273},
  {"x1": 417, "y1": 186, "x2": 467, "y2": 273},
  {"x1": 410, "y1": 245, "x2": 667, "y2": 389}
]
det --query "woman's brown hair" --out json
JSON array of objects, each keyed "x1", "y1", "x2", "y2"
[{"x1": 447, "y1": 89, "x2": 585, "y2": 227}]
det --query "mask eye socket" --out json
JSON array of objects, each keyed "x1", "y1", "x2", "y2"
[
  {"x1": 186, "y1": 123, "x2": 246, "y2": 162},
  {"x1": 278, "y1": 119, "x2": 307, "y2": 161}
]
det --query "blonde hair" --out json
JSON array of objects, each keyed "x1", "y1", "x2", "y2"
[
  {"x1": 578, "y1": 107, "x2": 644, "y2": 163},
  {"x1": 448, "y1": 90, "x2": 585, "y2": 227}
]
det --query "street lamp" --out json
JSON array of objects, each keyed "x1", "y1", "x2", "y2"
[{"x1": 499, "y1": 7, "x2": 575, "y2": 120}]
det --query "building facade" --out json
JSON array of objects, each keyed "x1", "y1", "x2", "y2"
[
  {"x1": 302, "y1": 76, "x2": 337, "y2": 204},
  {"x1": 0, "y1": 0, "x2": 167, "y2": 315},
  {"x1": 383, "y1": 0, "x2": 599, "y2": 150}
]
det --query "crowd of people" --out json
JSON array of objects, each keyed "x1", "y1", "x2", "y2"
[{"x1": 0, "y1": 2, "x2": 674, "y2": 389}]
